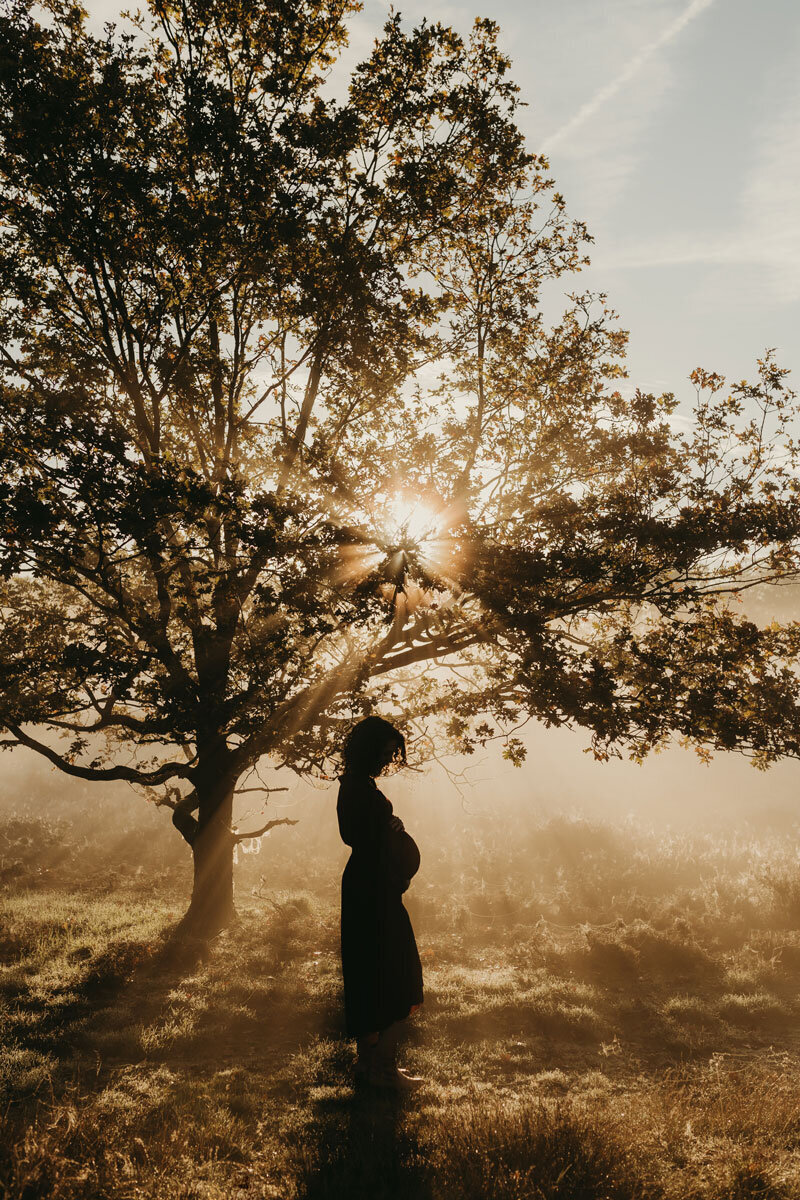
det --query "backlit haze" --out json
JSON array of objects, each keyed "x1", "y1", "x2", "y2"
[{"x1": 15, "y1": 0, "x2": 800, "y2": 835}]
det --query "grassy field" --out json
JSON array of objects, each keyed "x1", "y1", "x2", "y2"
[{"x1": 4, "y1": 798, "x2": 800, "y2": 1199}]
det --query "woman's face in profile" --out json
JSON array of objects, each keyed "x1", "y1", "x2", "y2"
[{"x1": 377, "y1": 737, "x2": 403, "y2": 776}]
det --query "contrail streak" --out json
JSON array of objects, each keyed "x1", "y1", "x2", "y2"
[{"x1": 542, "y1": 0, "x2": 716, "y2": 153}]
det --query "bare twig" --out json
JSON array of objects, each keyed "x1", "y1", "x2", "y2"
[{"x1": 233, "y1": 817, "x2": 298, "y2": 844}]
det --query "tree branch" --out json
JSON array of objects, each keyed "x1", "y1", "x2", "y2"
[
  {"x1": 5, "y1": 724, "x2": 194, "y2": 785},
  {"x1": 233, "y1": 817, "x2": 298, "y2": 844}
]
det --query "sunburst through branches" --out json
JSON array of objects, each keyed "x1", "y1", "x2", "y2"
[
  {"x1": 376, "y1": 491, "x2": 469, "y2": 592},
  {"x1": 324, "y1": 487, "x2": 470, "y2": 612}
]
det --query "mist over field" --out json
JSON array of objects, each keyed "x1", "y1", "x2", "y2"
[{"x1": 4, "y1": 712, "x2": 800, "y2": 854}]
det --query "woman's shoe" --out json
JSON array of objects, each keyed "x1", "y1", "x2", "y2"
[
  {"x1": 397, "y1": 1066, "x2": 424, "y2": 1084},
  {"x1": 366, "y1": 1022, "x2": 423, "y2": 1089},
  {"x1": 368, "y1": 1063, "x2": 423, "y2": 1090}
]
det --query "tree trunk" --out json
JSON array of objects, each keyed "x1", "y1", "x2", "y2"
[{"x1": 183, "y1": 779, "x2": 236, "y2": 936}]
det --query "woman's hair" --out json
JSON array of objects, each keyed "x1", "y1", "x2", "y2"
[{"x1": 341, "y1": 716, "x2": 406, "y2": 777}]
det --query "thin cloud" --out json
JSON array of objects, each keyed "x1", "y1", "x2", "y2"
[
  {"x1": 591, "y1": 56, "x2": 800, "y2": 305},
  {"x1": 542, "y1": 0, "x2": 715, "y2": 153},
  {"x1": 737, "y1": 63, "x2": 800, "y2": 304}
]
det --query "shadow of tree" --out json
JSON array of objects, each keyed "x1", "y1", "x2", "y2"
[
  {"x1": 39, "y1": 904, "x2": 343, "y2": 1090},
  {"x1": 2, "y1": 924, "x2": 209, "y2": 1065}
]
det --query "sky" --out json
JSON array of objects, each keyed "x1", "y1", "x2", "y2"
[{"x1": 70, "y1": 0, "x2": 800, "y2": 822}]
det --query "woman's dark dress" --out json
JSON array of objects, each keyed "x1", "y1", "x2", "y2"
[{"x1": 337, "y1": 773, "x2": 424, "y2": 1036}]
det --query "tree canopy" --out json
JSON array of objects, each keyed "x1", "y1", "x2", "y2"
[{"x1": 1, "y1": 0, "x2": 800, "y2": 925}]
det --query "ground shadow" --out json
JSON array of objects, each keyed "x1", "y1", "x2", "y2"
[
  {"x1": 298, "y1": 1082, "x2": 432, "y2": 1200},
  {"x1": 2, "y1": 923, "x2": 209, "y2": 1067}
]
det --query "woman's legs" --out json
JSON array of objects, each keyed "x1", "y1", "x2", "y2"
[{"x1": 354, "y1": 1032, "x2": 379, "y2": 1079}]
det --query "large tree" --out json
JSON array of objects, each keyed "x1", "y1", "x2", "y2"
[{"x1": 2, "y1": 0, "x2": 800, "y2": 933}]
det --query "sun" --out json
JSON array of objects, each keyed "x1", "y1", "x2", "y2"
[
  {"x1": 376, "y1": 491, "x2": 469, "y2": 586},
  {"x1": 330, "y1": 490, "x2": 468, "y2": 594},
  {"x1": 386, "y1": 494, "x2": 443, "y2": 546}
]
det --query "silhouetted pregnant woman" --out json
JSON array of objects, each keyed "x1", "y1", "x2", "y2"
[{"x1": 337, "y1": 716, "x2": 424, "y2": 1090}]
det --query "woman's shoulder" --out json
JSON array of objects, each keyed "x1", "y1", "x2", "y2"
[{"x1": 338, "y1": 774, "x2": 391, "y2": 813}]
